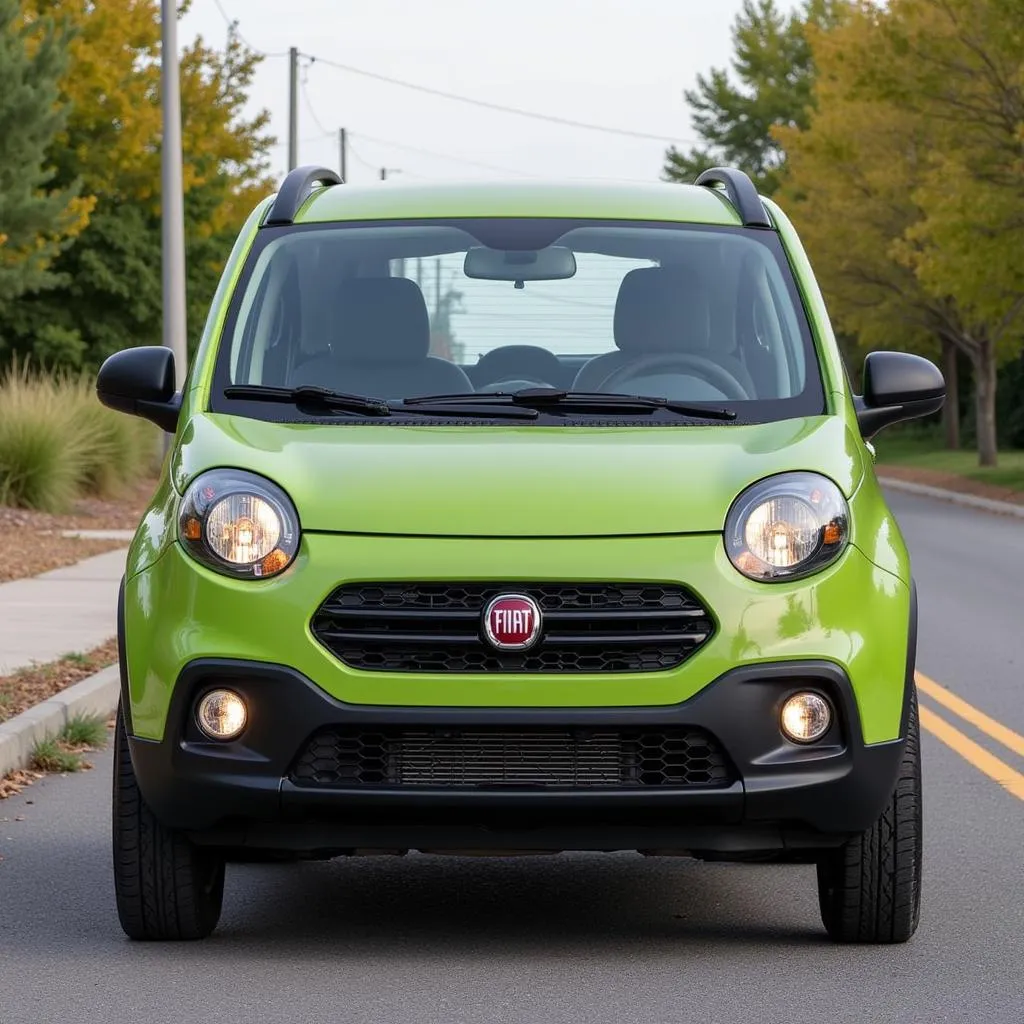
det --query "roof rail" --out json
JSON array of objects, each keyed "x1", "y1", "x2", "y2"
[
  {"x1": 694, "y1": 167, "x2": 772, "y2": 229},
  {"x1": 264, "y1": 165, "x2": 343, "y2": 227}
]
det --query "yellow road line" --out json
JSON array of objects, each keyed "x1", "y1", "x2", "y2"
[
  {"x1": 918, "y1": 704, "x2": 1024, "y2": 802},
  {"x1": 916, "y1": 671, "x2": 1024, "y2": 759}
]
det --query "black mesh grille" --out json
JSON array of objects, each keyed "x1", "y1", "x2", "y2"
[
  {"x1": 290, "y1": 727, "x2": 732, "y2": 789},
  {"x1": 310, "y1": 583, "x2": 714, "y2": 673}
]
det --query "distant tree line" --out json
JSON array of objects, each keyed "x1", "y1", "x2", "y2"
[
  {"x1": 666, "y1": 0, "x2": 1024, "y2": 467},
  {"x1": 0, "y1": 0, "x2": 272, "y2": 371}
]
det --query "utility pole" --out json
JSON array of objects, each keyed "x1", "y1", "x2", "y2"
[
  {"x1": 288, "y1": 47, "x2": 299, "y2": 171},
  {"x1": 339, "y1": 128, "x2": 347, "y2": 181},
  {"x1": 160, "y1": 0, "x2": 187, "y2": 392}
]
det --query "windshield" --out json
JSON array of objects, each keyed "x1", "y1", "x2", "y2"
[{"x1": 212, "y1": 218, "x2": 824, "y2": 423}]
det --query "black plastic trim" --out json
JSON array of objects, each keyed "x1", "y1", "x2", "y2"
[
  {"x1": 126, "y1": 659, "x2": 910, "y2": 852},
  {"x1": 901, "y1": 579, "x2": 919, "y2": 738},
  {"x1": 116, "y1": 577, "x2": 132, "y2": 735},
  {"x1": 265, "y1": 165, "x2": 342, "y2": 226},
  {"x1": 694, "y1": 167, "x2": 772, "y2": 229}
]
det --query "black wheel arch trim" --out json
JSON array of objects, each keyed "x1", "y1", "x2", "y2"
[{"x1": 116, "y1": 575, "x2": 133, "y2": 735}]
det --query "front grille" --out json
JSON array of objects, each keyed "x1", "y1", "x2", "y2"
[
  {"x1": 290, "y1": 727, "x2": 732, "y2": 789},
  {"x1": 310, "y1": 583, "x2": 714, "y2": 673}
]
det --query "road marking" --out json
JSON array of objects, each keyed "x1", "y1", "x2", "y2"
[
  {"x1": 916, "y1": 671, "x2": 1024, "y2": 759},
  {"x1": 918, "y1": 704, "x2": 1024, "y2": 802}
]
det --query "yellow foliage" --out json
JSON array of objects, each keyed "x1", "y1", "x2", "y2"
[{"x1": 25, "y1": 0, "x2": 273, "y2": 220}]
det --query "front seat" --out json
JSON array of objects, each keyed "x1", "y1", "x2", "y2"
[
  {"x1": 469, "y1": 345, "x2": 568, "y2": 388},
  {"x1": 288, "y1": 277, "x2": 473, "y2": 398},
  {"x1": 572, "y1": 267, "x2": 755, "y2": 395}
]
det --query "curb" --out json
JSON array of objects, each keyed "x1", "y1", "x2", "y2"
[
  {"x1": 878, "y1": 476, "x2": 1024, "y2": 520},
  {"x1": 0, "y1": 664, "x2": 120, "y2": 778}
]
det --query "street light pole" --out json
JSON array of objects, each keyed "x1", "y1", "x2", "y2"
[{"x1": 160, "y1": 0, "x2": 187, "y2": 392}]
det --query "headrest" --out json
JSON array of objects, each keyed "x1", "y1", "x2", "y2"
[
  {"x1": 335, "y1": 277, "x2": 431, "y2": 361},
  {"x1": 473, "y1": 345, "x2": 564, "y2": 384},
  {"x1": 613, "y1": 267, "x2": 711, "y2": 354}
]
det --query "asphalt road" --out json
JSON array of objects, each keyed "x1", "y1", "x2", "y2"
[{"x1": 1, "y1": 488, "x2": 1022, "y2": 1024}]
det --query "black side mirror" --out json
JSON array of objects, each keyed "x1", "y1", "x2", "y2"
[
  {"x1": 96, "y1": 346, "x2": 181, "y2": 433},
  {"x1": 854, "y1": 351, "x2": 945, "y2": 439}
]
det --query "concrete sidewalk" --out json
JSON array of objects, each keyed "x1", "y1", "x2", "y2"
[{"x1": 0, "y1": 548, "x2": 127, "y2": 675}]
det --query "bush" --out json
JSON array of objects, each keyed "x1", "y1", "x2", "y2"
[
  {"x1": 60, "y1": 376, "x2": 158, "y2": 497},
  {"x1": 0, "y1": 364, "x2": 157, "y2": 511}
]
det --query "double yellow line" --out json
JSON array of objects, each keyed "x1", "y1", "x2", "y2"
[{"x1": 916, "y1": 672, "x2": 1024, "y2": 801}]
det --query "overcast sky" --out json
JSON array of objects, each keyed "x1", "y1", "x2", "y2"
[{"x1": 180, "y1": 0, "x2": 799, "y2": 187}]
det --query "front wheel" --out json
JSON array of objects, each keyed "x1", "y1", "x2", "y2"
[
  {"x1": 816, "y1": 693, "x2": 923, "y2": 943},
  {"x1": 112, "y1": 705, "x2": 225, "y2": 940}
]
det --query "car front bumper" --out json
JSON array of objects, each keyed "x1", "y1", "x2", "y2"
[{"x1": 127, "y1": 657, "x2": 909, "y2": 855}]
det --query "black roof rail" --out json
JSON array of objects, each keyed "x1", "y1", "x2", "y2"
[
  {"x1": 694, "y1": 167, "x2": 772, "y2": 229},
  {"x1": 264, "y1": 165, "x2": 343, "y2": 227}
]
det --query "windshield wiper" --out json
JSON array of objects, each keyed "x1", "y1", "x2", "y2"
[
  {"x1": 223, "y1": 384, "x2": 538, "y2": 420},
  {"x1": 224, "y1": 384, "x2": 392, "y2": 416},
  {"x1": 403, "y1": 387, "x2": 737, "y2": 421}
]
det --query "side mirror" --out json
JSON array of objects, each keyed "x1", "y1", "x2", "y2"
[
  {"x1": 96, "y1": 346, "x2": 181, "y2": 433},
  {"x1": 854, "y1": 351, "x2": 945, "y2": 439}
]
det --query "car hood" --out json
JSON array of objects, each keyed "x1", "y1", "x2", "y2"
[{"x1": 172, "y1": 414, "x2": 865, "y2": 537}]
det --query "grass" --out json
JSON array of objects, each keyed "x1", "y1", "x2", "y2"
[
  {"x1": 0, "y1": 638, "x2": 119, "y2": 724},
  {"x1": 29, "y1": 714, "x2": 108, "y2": 774},
  {"x1": 873, "y1": 427, "x2": 1024, "y2": 493},
  {"x1": 0, "y1": 363, "x2": 157, "y2": 511}
]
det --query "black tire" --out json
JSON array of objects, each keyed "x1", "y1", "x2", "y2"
[
  {"x1": 816, "y1": 692, "x2": 923, "y2": 943},
  {"x1": 112, "y1": 705, "x2": 225, "y2": 940}
]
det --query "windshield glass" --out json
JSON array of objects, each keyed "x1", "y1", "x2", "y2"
[{"x1": 213, "y1": 218, "x2": 823, "y2": 422}]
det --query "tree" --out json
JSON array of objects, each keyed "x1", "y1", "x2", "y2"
[
  {"x1": 663, "y1": 0, "x2": 847, "y2": 194},
  {"x1": 777, "y1": 0, "x2": 1024, "y2": 466},
  {"x1": 0, "y1": 1, "x2": 273, "y2": 369},
  {"x1": 0, "y1": 0, "x2": 90, "y2": 306}
]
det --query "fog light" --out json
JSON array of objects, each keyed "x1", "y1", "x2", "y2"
[
  {"x1": 780, "y1": 692, "x2": 832, "y2": 743},
  {"x1": 196, "y1": 689, "x2": 247, "y2": 741}
]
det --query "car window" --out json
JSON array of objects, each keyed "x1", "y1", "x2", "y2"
[{"x1": 218, "y1": 218, "x2": 822, "y2": 420}]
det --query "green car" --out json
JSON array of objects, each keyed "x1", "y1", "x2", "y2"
[{"x1": 98, "y1": 167, "x2": 944, "y2": 943}]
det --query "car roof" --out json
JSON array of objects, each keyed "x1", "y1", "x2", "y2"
[{"x1": 292, "y1": 178, "x2": 747, "y2": 228}]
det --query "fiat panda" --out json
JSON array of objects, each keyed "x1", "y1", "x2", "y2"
[{"x1": 98, "y1": 167, "x2": 944, "y2": 942}]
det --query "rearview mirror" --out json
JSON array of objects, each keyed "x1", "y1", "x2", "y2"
[
  {"x1": 96, "y1": 346, "x2": 181, "y2": 433},
  {"x1": 854, "y1": 351, "x2": 945, "y2": 438},
  {"x1": 464, "y1": 246, "x2": 576, "y2": 282}
]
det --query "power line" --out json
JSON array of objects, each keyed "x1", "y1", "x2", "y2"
[
  {"x1": 304, "y1": 54, "x2": 690, "y2": 144},
  {"x1": 210, "y1": 0, "x2": 288, "y2": 57},
  {"x1": 299, "y1": 75, "x2": 330, "y2": 136},
  {"x1": 344, "y1": 137, "x2": 380, "y2": 174},
  {"x1": 349, "y1": 132, "x2": 536, "y2": 178}
]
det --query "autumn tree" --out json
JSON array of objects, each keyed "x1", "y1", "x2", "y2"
[
  {"x1": 0, "y1": 1, "x2": 273, "y2": 369},
  {"x1": 663, "y1": 0, "x2": 848, "y2": 194},
  {"x1": 0, "y1": 0, "x2": 90, "y2": 305},
  {"x1": 778, "y1": 0, "x2": 1024, "y2": 465}
]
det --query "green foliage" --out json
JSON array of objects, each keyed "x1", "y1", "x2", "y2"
[
  {"x1": 0, "y1": 3, "x2": 273, "y2": 371},
  {"x1": 0, "y1": 365, "x2": 154, "y2": 510},
  {"x1": 0, "y1": 0, "x2": 90, "y2": 305},
  {"x1": 0, "y1": 368, "x2": 95, "y2": 510},
  {"x1": 779, "y1": 0, "x2": 1024, "y2": 466},
  {"x1": 663, "y1": 1, "x2": 848, "y2": 193},
  {"x1": 874, "y1": 425, "x2": 1024, "y2": 492},
  {"x1": 62, "y1": 713, "x2": 108, "y2": 748},
  {"x1": 30, "y1": 738, "x2": 86, "y2": 773}
]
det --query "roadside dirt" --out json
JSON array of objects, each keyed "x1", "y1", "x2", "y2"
[
  {"x1": 0, "y1": 637, "x2": 118, "y2": 725},
  {"x1": 876, "y1": 465, "x2": 1024, "y2": 506},
  {"x1": 0, "y1": 478, "x2": 156, "y2": 583}
]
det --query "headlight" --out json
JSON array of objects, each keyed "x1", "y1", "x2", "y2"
[
  {"x1": 179, "y1": 469, "x2": 300, "y2": 579},
  {"x1": 725, "y1": 472, "x2": 849, "y2": 582}
]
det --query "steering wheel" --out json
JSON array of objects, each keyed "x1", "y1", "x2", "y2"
[
  {"x1": 476, "y1": 379, "x2": 553, "y2": 393},
  {"x1": 598, "y1": 354, "x2": 750, "y2": 401}
]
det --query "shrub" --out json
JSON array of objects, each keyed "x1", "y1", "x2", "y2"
[
  {"x1": 61, "y1": 376, "x2": 158, "y2": 497},
  {"x1": 0, "y1": 364, "x2": 156, "y2": 511},
  {"x1": 0, "y1": 368, "x2": 96, "y2": 511}
]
